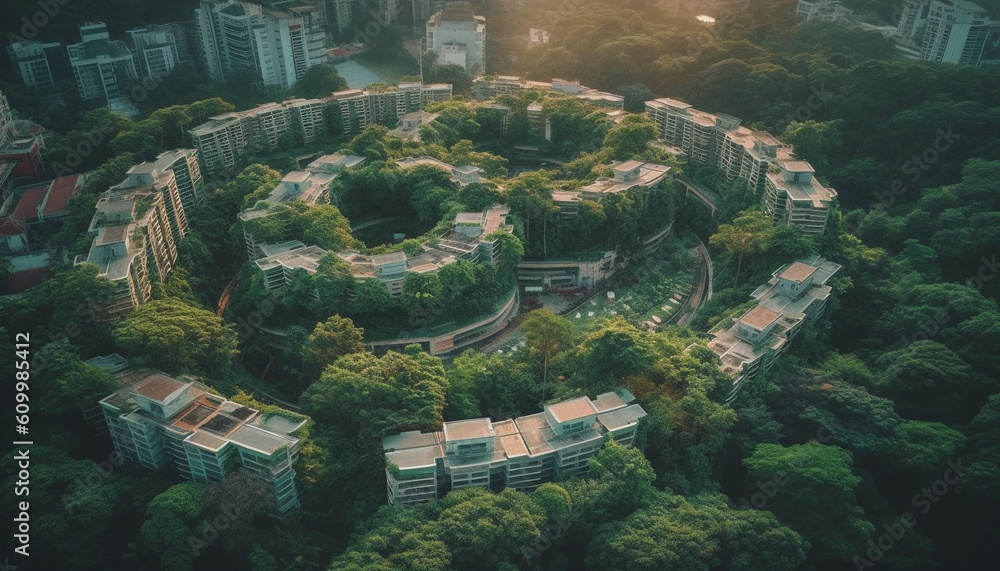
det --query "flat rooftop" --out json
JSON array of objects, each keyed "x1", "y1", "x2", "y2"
[
  {"x1": 443, "y1": 418, "x2": 494, "y2": 441},
  {"x1": 779, "y1": 261, "x2": 819, "y2": 283},
  {"x1": 546, "y1": 397, "x2": 599, "y2": 423},
  {"x1": 133, "y1": 373, "x2": 189, "y2": 402},
  {"x1": 741, "y1": 306, "x2": 782, "y2": 330}
]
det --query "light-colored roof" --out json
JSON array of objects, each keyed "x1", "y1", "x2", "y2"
[
  {"x1": 228, "y1": 424, "x2": 295, "y2": 456},
  {"x1": 779, "y1": 261, "x2": 818, "y2": 283},
  {"x1": 597, "y1": 404, "x2": 647, "y2": 432},
  {"x1": 592, "y1": 391, "x2": 627, "y2": 413},
  {"x1": 740, "y1": 306, "x2": 782, "y2": 330},
  {"x1": 781, "y1": 160, "x2": 814, "y2": 172},
  {"x1": 546, "y1": 397, "x2": 599, "y2": 423},
  {"x1": 443, "y1": 418, "x2": 494, "y2": 441},
  {"x1": 133, "y1": 374, "x2": 188, "y2": 402},
  {"x1": 616, "y1": 160, "x2": 644, "y2": 171}
]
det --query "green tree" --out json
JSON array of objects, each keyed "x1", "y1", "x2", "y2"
[
  {"x1": 891, "y1": 421, "x2": 967, "y2": 478},
  {"x1": 709, "y1": 210, "x2": 775, "y2": 287},
  {"x1": 520, "y1": 310, "x2": 573, "y2": 401},
  {"x1": 141, "y1": 482, "x2": 209, "y2": 571},
  {"x1": 743, "y1": 442, "x2": 874, "y2": 562},
  {"x1": 303, "y1": 315, "x2": 367, "y2": 380},
  {"x1": 113, "y1": 298, "x2": 239, "y2": 377},
  {"x1": 293, "y1": 63, "x2": 348, "y2": 98},
  {"x1": 602, "y1": 114, "x2": 658, "y2": 160}
]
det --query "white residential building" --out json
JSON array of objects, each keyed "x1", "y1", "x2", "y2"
[
  {"x1": 796, "y1": 0, "x2": 854, "y2": 22},
  {"x1": 67, "y1": 23, "x2": 138, "y2": 104},
  {"x1": 100, "y1": 368, "x2": 307, "y2": 516},
  {"x1": 708, "y1": 257, "x2": 842, "y2": 401},
  {"x1": 127, "y1": 24, "x2": 191, "y2": 79},
  {"x1": 426, "y1": 1, "x2": 485, "y2": 74},
  {"x1": 328, "y1": 83, "x2": 453, "y2": 134},
  {"x1": 895, "y1": 0, "x2": 997, "y2": 65},
  {"x1": 383, "y1": 389, "x2": 646, "y2": 505},
  {"x1": 189, "y1": 98, "x2": 327, "y2": 175},
  {"x1": 6, "y1": 42, "x2": 65, "y2": 89},
  {"x1": 194, "y1": 1, "x2": 328, "y2": 88}
]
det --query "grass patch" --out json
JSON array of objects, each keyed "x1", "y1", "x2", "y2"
[{"x1": 352, "y1": 53, "x2": 418, "y2": 83}]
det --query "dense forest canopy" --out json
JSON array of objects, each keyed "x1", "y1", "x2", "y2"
[{"x1": 2, "y1": 0, "x2": 1000, "y2": 569}]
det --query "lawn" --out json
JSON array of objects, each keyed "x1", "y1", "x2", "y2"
[{"x1": 352, "y1": 52, "x2": 419, "y2": 83}]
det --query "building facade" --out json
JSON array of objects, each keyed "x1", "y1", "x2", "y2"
[
  {"x1": 895, "y1": 0, "x2": 997, "y2": 65},
  {"x1": 472, "y1": 76, "x2": 624, "y2": 110},
  {"x1": 67, "y1": 23, "x2": 138, "y2": 104},
  {"x1": 328, "y1": 83, "x2": 453, "y2": 134},
  {"x1": 189, "y1": 98, "x2": 326, "y2": 175},
  {"x1": 426, "y1": 2, "x2": 485, "y2": 74},
  {"x1": 645, "y1": 97, "x2": 837, "y2": 235},
  {"x1": 127, "y1": 23, "x2": 192, "y2": 79},
  {"x1": 80, "y1": 152, "x2": 194, "y2": 316},
  {"x1": 194, "y1": 1, "x2": 328, "y2": 88},
  {"x1": 796, "y1": 0, "x2": 854, "y2": 22},
  {"x1": 6, "y1": 41, "x2": 67, "y2": 89},
  {"x1": 383, "y1": 389, "x2": 646, "y2": 505},
  {"x1": 100, "y1": 368, "x2": 307, "y2": 515},
  {"x1": 708, "y1": 257, "x2": 842, "y2": 401}
]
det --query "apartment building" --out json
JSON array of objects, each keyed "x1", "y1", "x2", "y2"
[
  {"x1": 762, "y1": 160, "x2": 838, "y2": 236},
  {"x1": 239, "y1": 153, "x2": 364, "y2": 258},
  {"x1": 708, "y1": 257, "x2": 842, "y2": 401},
  {"x1": 126, "y1": 149, "x2": 203, "y2": 215},
  {"x1": 80, "y1": 153, "x2": 193, "y2": 316},
  {"x1": 472, "y1": 76, "x2": 624, "y2": 110},
  {"x1": 189, "y1": 98, "x2": 326, "y2": 175},
  {"x1": 426, "y1": 2, "x2": 485, "y2": 74},
  {"x1": 382, "y1": 389, "x2": 646, "y2": 505},
  {"x1": 328, "y1": 83, "x2": 453, "y2": 134},
  {"x1": 67, "y1": 23, "x2": 138, "y2": 104},
  {"x1": 644, "y1": 97, "x2": 837, "y2": 234},
  {"x1": 194, "y1": 1, "x2": 328, "y2": 88},
  {"x1": 126, "y1": 23, "x2": 192, "y2": 79},
  {"x1": 6, "y1": 41, "x2": 68, "y2": 89},
  {"x1": 100, "y1": 368, "x2": 307, "y2": 515},
  {"x1": 895, "y1": 0, "x2": 997, "y2": 65},
  {"x1": 796, "y1": 0, "x2": 854, "y2": 21}
]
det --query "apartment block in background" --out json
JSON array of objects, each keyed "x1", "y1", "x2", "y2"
[
  {"x1": 426, "y1": 2, "x2": 485, "y2": 74},
  {"x1": 67, "y1": 23, "x2": 138, "y2": 107},
  {"x1": 127, "y1": 23, "x2": 192, "y2": 79},
  {"x1": 708, "y1": 257, "x2": 842, "y2": 401},
  {"x1": 6, "y1": 41, "x2": 69, "y2": 89},
  {"x1": 194, "y1": 1, "x2": 328, "y2": 88},
  {"x1": 895, "y1": 0, "x2": 997, "y2": 65},
  {"x1": 100, "y1": 368, "x2": 307, "y2": 515},
  {"x1": 189, "y1": 98, "x2": 326, "y2": 175},
  {"x1": 328, "y1": 82, "x2": 453, "y2": 134},
  {"x1": 383, "y1": 389, "x2": 646, "y2": 505}
]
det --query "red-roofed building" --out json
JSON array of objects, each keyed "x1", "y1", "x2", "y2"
[
  {"x1": 40, "y1": 174, "x2": 84, "y2": 220},
  {"x1": 12, "y1": 184, "x2": 47, "y2": 222}
]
